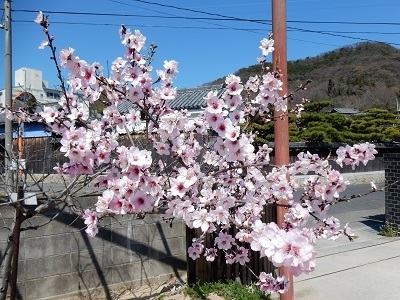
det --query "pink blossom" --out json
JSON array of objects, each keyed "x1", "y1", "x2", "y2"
[
  {"x1": 34, "y1": 11, "x2": 44, "y2": 24},
  {"x1": 192, "y1": 209, "x2": 214, "y2": 232},
  {"x1": 259, "y1": 38, "x2": 275, "y2": 56},
  {"x1": 41, "y1": 106, "x2": 58, "y2": 123},
  {"x1": 235, "y1": 247, "x2": 250, "y2": 265},
  {"x1": 176, "y1": 167, "x2": 198, "y2": 188},
  {"x1": 130, "y1": 191, "x2": 154, "y2": 212},
  {"x1": 188, "y1": 239, "x2": 204, "y2": 260},
  {"x1": 205, "y1": 91, "x2": 224, "y2": 114},
  {"x1": 225, "y1": 75, "x2": 243, "y2": 95},
  {"x1": 85, "y1": 223, "x2": 99, "y2": 238},
  {"x1": 161, "y1": 60, "x2": 179, "y2": 79},
  {"x1": 225, "y1": 253, "x2": 235, "y2": 264},
  {"x1": 336, "y1": 143, "x2": 377, "y2": 169},
  {"x1": 245, "y1": 75, "x2": 260, "y2": 92},
  {"x1": 59, "y1": 48, "x2": 75, "y2": 68},
  {"x1": 271, "y1": 230, "x2": 316, "y2": 276},
  {"x1": 169, "y1": 177, "x2": 189, "y2": 197},
  {"x1": 214, "y1": 232, "x2": 235, "y2": 250},
  {"x1": 257, "y1": 273, "x2": 289, "y2": 294},
  {"x1": 188, "y1": 246, "x2": 202, "y2": 260},
  {"x1": 127, "y1": 29, "x2": 146, "y2": 51},
  {"x1": 205, "y1": 248, "x2": 218, "y2": 262},
  {"x1": 38, "y1": 40, "x2": 49, "y2": 49},
  {"x1": 83, "y1": 209, "x2": 97, "y2": 226},
  {"x1": 124, "y1": 66, "x2": 143, "y2": 86}
]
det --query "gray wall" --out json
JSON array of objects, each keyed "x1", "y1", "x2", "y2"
[
  {"x1": 384, "y1": 153, "x2": 400, "y2": 226},
  {"x1": 0, "y1": 205, "x2": 186, "y2": 300}
]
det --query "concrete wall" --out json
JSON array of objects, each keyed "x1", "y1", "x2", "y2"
[
  {"x1": 384, "y1": 153, "x2": 400, "y2": 226},
  {"x1": 0, "y1": 204, "x2": 186, "y2": 300}
]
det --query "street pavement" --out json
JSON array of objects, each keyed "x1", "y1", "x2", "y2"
[{"x1": 294, "y1": 181, "x2": 400, "y2": 300}]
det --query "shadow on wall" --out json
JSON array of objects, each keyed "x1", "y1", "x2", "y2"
[{"x1": 4, "y1": 204, "x2": 186, "y2": 300}]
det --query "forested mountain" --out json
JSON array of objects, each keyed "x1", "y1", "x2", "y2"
[{"x1": 208, "y1": 42, "x2": 400, "y2": 110}]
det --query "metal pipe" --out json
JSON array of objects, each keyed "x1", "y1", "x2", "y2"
[{"x1": 272, "y1": 0, "x2": 294, "y2": 299}]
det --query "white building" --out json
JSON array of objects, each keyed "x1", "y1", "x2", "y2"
[{"x1": 0, "y1": 67, "x2": 61, "y2": 108}]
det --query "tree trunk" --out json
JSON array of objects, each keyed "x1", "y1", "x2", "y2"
[
  {"x1": 0, "y1": 231, "x2": 14, "y2": 300},
  {"x1": 10, "y1": 205, "x2": 23, "y2": 300}
]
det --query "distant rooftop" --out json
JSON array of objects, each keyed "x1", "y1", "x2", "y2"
[
  {"x1": 118, "y1": 84, "x2": 225, "y2": 113},
  {"x1": 330, "y1": 107, "x2": 361, "y2": 115},
  {"x1": 169, "y1": 84, "x2": 225, "y2": 110}
]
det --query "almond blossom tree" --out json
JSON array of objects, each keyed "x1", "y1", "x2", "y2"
[{"x1": 1, "y1": 11, "x2": 380, "y2": 298}]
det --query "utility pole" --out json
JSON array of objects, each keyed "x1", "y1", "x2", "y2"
[
  {"x1": 272, "y1": 1, "x2": 294, "y2": 299},
  {"x1": 3, "y1": 2, "x2": 21, "y2": 300},
  {"x1": 4, "y1": 0, "x2": 13, "y2": 195}
]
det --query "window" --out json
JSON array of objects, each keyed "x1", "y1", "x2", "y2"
[{"x1": 46, "y1": 92, "x2": 61, "y2": 99}]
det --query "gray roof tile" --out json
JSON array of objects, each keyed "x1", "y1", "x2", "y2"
[
  {"x1": 331, "y1": 107, "x2": 361, "y2": 114},
  {"x1": 170, "y1": 84, "x2": 225, "y2": 110},
  {"x1": 118, "y1": 84, "x2": 225, "y2": 113}
]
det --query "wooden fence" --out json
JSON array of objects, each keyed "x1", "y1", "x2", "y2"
[
  {"x1": 0, "y1": 137, "x2": 66, "y2": 175},
  {"x1": 186, "y1": 206, "x2": 277, "y2": 285}
]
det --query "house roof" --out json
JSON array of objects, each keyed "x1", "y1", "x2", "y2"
[
  {"x1": 330, "y1": 107, "x2": 361, "y2": 115},
  {"x1": 169, "y1": 84, "x2": 225, "y2": 110},
  {"x1": 118, "y1": 84, "x2": 225, "y2": 114}
]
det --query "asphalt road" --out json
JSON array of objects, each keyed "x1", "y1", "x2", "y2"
[
  {"x1": 291, "y1": 183, "x2": 387, "y2": 261},
  {"x1": 323, "y1": 183, "x2": 385, "y2": 232}
]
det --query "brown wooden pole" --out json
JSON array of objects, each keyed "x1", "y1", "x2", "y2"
[{"x1": 272, "y1": 0, "x2": 294, "y2": 299}]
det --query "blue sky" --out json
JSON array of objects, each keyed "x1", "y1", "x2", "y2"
[{"x1": 1, "y1": 0, "x2": 400, "y2": 90}]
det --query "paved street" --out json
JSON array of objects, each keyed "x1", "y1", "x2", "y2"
[{"x1": 293, "y1": 183, "x2": 400, "y2": 300}]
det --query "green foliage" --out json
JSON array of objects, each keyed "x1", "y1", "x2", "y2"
[
  {"x1": 247, "y1": 96, "x2": 400, "y2": 143},
  {"x1": 90, "y1": 99, "x2": 106, "y2": 115},
  {"x1": 184, "y1": 280, "x2": 271, "y2": 300},
  {"x1": 378, "y1": 222, "x2": 400, "y2": 237},
  {"x1": 349, "y1": 109, "x2": 400, "y2": 142},
  {"x1": 303, "y1": 100, "x2": 332, "y2": 113},
  {"x1": 294, "y1": 103, "x2": 400, "y2": 143},
  {"x1": 26, "y1": 96, "x2": 37, "y2": 114}
]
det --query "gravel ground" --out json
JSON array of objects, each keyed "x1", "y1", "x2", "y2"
[{"x1": 63, "y1": 276, "x2": 225, "y2": 300}]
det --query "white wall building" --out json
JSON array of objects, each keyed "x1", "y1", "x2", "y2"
[{"x1": 0, "y1": 67, "x2": 61, "y2": 108}]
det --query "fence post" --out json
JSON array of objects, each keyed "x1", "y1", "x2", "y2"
[
  {"x1": 384, "y1": 153, "x2": 400, "y2": 227},
  {"x1": 186, "y1": 227, "x2": 197, "y2": 284}
]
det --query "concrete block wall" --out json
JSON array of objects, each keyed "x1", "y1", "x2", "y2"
[
  {"x1": 0, "y1": 205, "x2": 186, "y2": 300},
  {"x1": 384, "y1": 153, "x2": 400, "y2": 226}
]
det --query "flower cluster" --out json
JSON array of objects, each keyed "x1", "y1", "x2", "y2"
[
  {"x1": 27, "y1": 12, "x2": 379, "y2": 295},
  {"x1": 336, "y1": 143, "x2": 377, "y2": 169},
  {"x1": 257, "y1": 272, "x2": 289, "y2": 294}
]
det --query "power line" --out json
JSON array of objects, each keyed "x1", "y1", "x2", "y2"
[
  {"x1": 287, "y1": 26, "x2": 400, "y2": 46},
  {"x1": 10, "y1": 9, "x2": 400, "y2": 27},
  {"x1": 111, "y1": 0, "x2": 400, "y2": 26},
  {"x1": 8, "y1": 8, "x2": 400, "y2": 47},
  {"x1": 12, "y1": 19, "x2": 267, "y2": 32},
  {"x1": 13, "y1": 18, "x2": 400, "y2": 48},
  {"x1": 106, "y1": 0, "x2": 267, "y2": 25},
  {"x1": 13, "y1": 18, "x2": 400, "y2": 35},
  {"x1": 103, "y1": 0, "x2": 268, "y2": 35},
  {"x1": 13, "y1": 9, "x2": 265, "y2": 22},
  {"x1": 288, "y1": 20, "x2": 400, "y2": 26}
]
